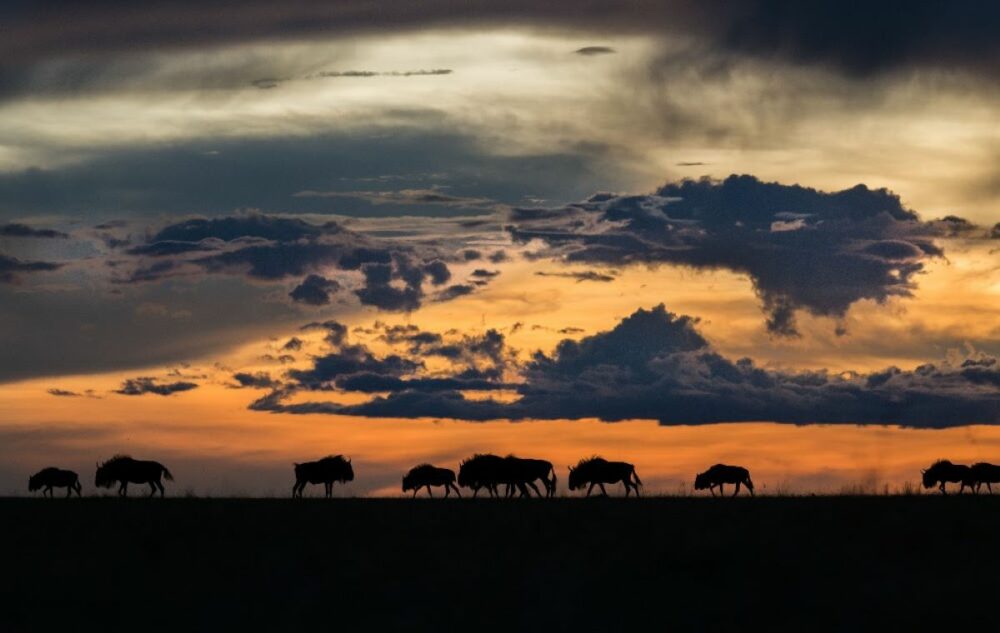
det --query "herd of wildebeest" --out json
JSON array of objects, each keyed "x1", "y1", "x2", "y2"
[{"x1": 22, "y1": 454, "x2": 1000, "y2": 499}]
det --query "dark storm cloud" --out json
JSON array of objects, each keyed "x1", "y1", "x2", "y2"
[
  {"x1": 126, "y1": 240, "x2": 219, "y2": 257},
  {"x1": 289, "y1": 274, "x2": 341, "y2": 306},
  {"x1": 3, "y1": 0, "x2": 997, "y2": 102},
  {"x1": 508, "y1": 175, "x2": 973, "y2": 335},
  {"x1": 251, "y1": 304, "x2": 1000, "y2": 428},
  {"x1": 0, "y1": 254, "x2": 61, "y2": 283},
  {"x1": 115, "y1": 376, "x2": 199, "y2": 396},
  {"x1": 0, "y1": 223, "x2": 68, "y2": 239},
  {"x1": 281, "y1": 337, "x2": 303, "y2": 351}
]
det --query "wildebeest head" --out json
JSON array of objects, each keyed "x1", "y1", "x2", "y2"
[
  {"x1": 401, "y1": 472, "x2": 416, "y2": 493},
  {"x1": 28, "y1": 473, "x2": 40, "y2": 491},
  {"x1": 694, "y1": 472, "x2": 709, "y2": 490},
  {"x1": 567, "y1": 466, "x2": 583, "y2": 491},
  {"x1": 94, "y1": 461, "x2": 114, "y2": 488},
  {"x1": 921, "y1": 468, "x2": 936, "y2": 489},
  {"x1": 341, "y1": 458, "x2": 355, "y2": 483}
]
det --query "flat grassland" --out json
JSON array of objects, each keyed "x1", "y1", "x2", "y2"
[{"x1": 2, "y1": 496, "x2": 999, "y2": 631}]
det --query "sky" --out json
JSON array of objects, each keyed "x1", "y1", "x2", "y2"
[{"x1": 2, "y1": 1, "x2": 999, "y2": 496}]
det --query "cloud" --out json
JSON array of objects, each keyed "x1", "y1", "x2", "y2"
[
  {"x1": 0, "y1": 223, "x2": 68, "y2": 239},
  {"x1": 47, "y1": 388, "x2": 81, "y2": 397},
  {"x1": 434, "y1": 284, "x2": 476, "y2": 302},
  {"x1": 301, "y1": 320, "x2": 349, "y2": 346},
  {"x1": 115, "y1": 377, "x2": 199, "y2": 396},
  {"x1": 231, "y1": 372, "x2": 280, "y2": 389},
  {"x1": 286, "y1": 344, "x2": 423, "y2": 390},
  {"x1": 250, "y1": 304, "x2": 1000, "y2": 428},
  {"x1": 535, "y1": 270, "x2": 615, "y2": 282},
  {"x1": 0, "y1": 254, "x2": 61, "y2": 283},
  {"x1": 281, "y1": 337, "x2": 304, "y2": 351},
  {"x1": 4, "y1": 0, "x2": 997, "y2": 105},
  {"x1": 509, "y1": 175, "x2": 974, "y2": 335},
  {"x1": 289, "y1": 274, "x2": 341, "y2": 306},
  {"x1": 294, "y1": 188, "x2": 498, "y2": 211},
  {"x1": 575, "y1": 46, "x2": 616, "y2": 56}
]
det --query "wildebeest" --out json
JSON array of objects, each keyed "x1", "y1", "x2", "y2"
[
  {"x1": 503, "y1": 456, "x2": 558, "y2": 498},
  {"x1": 293, "y1": 455, "x2": 354, "y2": 498},
  {"x1": 95, "y1": 455, "x2": 174, "y2": 497},
  {"x1": 458, "y1": 453, "x2": 526, "y2": 498},
  {"x1": 695, "y1": 464, "x2": 755, "y2": 497},
  {"x1": 972, "y1": 462, "x2": 1000, "y2": 493},
  {"x1": 402, "y1": 464, "x2": 461, "y2": 498},
  {"x1": 29, "y1": 467, "x2": 82, "y2": 497},
  {"x1": 567, "y1": 457, "x2": 642, "y2": 497},
  {"x1": 922, "y1": 459, "x2": 975, "y2": 494}
]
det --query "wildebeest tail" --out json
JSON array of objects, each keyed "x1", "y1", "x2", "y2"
[
  {"x1": 631, "y1": 466, "x2": 643, "y2": 487},
  {"x1": 161, "y1": 465, "x2": 174, "y2": 481}
]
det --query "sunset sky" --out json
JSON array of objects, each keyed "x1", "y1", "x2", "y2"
[{"x1": 2, "y1": 1, "x2": 999, "y2": 496}]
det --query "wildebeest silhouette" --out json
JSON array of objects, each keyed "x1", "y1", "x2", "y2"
[
  {"x1": 402, "y1": 464, "x2": 461, "y2": 498},
  {"x1": 922, "y1": 459, "x2": 975, "y2": 494},
  {"x1": 695, "y1": 464, "x2": 755, "y2": 497},
  {"x1": 293, "y1": 455, "x2": 354, "y2": 498},
  {"x1": 458, "y1": 453, "x2": 520, "y2": 498},
  {"x1": 29, "y1": 467, "x2": 82, "y2": 497},
  {"x1": 95, "y1": 455, "x2": 173, "y2": 497},
  {"x1": 972, "y1": 462, "x2": 1000, "y2": 494},
  {"x1": 567, "y1": 457, "x2": 642, "y2": 497},
  {"x1": 503, "y1": 456, "x2": 557, "y2": 498}
]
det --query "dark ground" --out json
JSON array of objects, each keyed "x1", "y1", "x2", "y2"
[{"x1": 2, "y1": 496, "x2": 999, "y2": 631}]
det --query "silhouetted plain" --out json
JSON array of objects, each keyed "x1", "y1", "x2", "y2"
[
  {"x1": 293, "y1": 455, "x2": 354, "y2": 498},
  {"x1": 567, "y1": 457, "x2": 642, "y2": 497},
  {"x1": 695, "y1": 464, "x2": 755, "y2": 497},
  {"x1": 922, "y1": 459, "x2": 975, "y2": 494},
  {"x1": 94, "y1": 455, "x2": 173, "y2": 497},
  {"x1": 402, "y1": 464, "x2": 461, "y2": 497},
  {"x1": 28, "y1": 467, "x2": 82, "y2": 497}
]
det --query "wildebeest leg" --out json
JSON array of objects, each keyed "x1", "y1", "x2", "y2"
[
  {"x1": 326, "y1": 482, "x2": 333, "y2": 498},
  {"x1": 120, "y1": 481, "x2": 128, "y2": 497},
  {"x1": 66, "y1": 486, "x2": 72, "y2": 498},
  {"x1": 624, "y1": 481, "x2": 631, "y2": 497},
  {"x1": 599, "y1": 483, "x2": 609, "y2": 497},
  {"x1": 586, "y1": 482, "x2": 596, "y2": 497},
  {"x1": 426, "y1": 485, "x2": 434, "y2": 498},
  {"x1": 412, "y1": 489, "x2": 419, "y2": 498},
  {"x1": 988, "y1": 482, "x2": 994, "y2": 494},
  {"x1": 472, "y1": 486, "x2": 479, "y2": 498},
  {"x1": 733, "y1": 481, "x2": 741, "y2": 497},
  {"x1": 526, "y1": 481, "x2": 542, "y2": 497},
  {"x1": 450, "y1": 483, "x2": 462, "y2": 497},
  {"x1": 939, "y1": 482, "x2": 947, "y2": 495},
  {"x1": 148, "y1": 482, "x2": 157, "y2": 497},
  {"x1": 718, "y1": 483, "x2": 724, "y2": 496}
]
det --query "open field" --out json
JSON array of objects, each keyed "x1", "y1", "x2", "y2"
[{"x1": 3, "y1": 496, "x2": 1000, "y2": 631}]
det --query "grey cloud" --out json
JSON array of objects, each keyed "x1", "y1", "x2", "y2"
[
  {"x1": 289, "y1": 274, "x2": 341, "y2": 306},
  {"x1": 575, "y1": 46, "x2": 616, "y2": 56},
  {"x1": 535, "y1": 270, "x2": 615, "y2": 282},
  {"x1": 300, "y1": 320, "x2": 348, "y2": 346},
  {"x1": 0, "y1": 223, "x2": 68, "y2": 239},
  {"x1": 508, "y1": 175, "x2": 973, "y2": 335},
  {"x1": 115, "y1": 376, "x2": 199, "y2": 396},
  {"x1": 254, "y1": 304, "x2": 1000, "y2": 428},
  {"x1": 0, "y1": 254, "x2": 61, "y2": 283},
  {"x1": 231, "y1": 371, "x2": 280, "y2": 389},
  {"x1": 4, "y1": 1, "x2": 997, "y2": 104}
]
